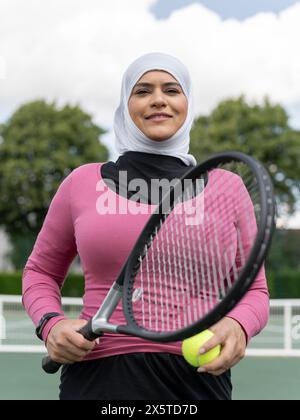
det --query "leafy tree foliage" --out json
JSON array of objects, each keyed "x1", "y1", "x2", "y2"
[
  {"x1": 190, "y1": 96, "x2": 300, "y2": 215},
  {"x1": 0, "y1": 100, "x2": 108, "y2": 267}
]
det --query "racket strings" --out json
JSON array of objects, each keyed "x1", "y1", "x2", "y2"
[{"x1": 130, "y1": 164, "x2": 262, "y2": 333}]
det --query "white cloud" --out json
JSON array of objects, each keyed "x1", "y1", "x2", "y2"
[
  {"x1": 277, "y1": 213, "x2": 300, "y2": 229},
  {"x1": 0, "y1": 0, "x2": 300, "y2": 137},
  {"x1": 0, "y1": 56, "x2": 5, "y2": 79}
]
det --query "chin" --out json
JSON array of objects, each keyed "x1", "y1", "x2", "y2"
[{"x1": 147, "y1": 131, "x2": 174, "y2": 142}]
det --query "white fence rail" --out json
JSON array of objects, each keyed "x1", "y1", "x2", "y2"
[
  {"x1": 247, "y1": 299, "x2": 300, "y2": 357},
  {"x1": 0, "y1": 295, "x2": 82, "y2": 353},
  {"x1": 1, "y1": 295, "x2": 300, "y2": 356}
]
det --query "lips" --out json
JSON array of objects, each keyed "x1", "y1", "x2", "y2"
[{"x1": 145, "y1": 113, "x2": 172, "y2": 120}]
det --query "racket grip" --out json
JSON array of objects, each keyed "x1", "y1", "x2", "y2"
[
  {"x1": 79, "y1": 318, "x2": 101, "y2": 341},
  {"x1": 42, "y1": 356, "x2": 62, "y2": 374},
  {"x1": 42, "y1": 319, "x2": 102, "y2": 374}
]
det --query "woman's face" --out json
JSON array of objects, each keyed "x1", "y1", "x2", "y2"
[{"x1": 128, "y1": 70, "x2": 188, "y2": 141}]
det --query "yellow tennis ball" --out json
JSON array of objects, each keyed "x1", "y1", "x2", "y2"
[{"x1": 182, "y1": 330, "x2": 221, "y2": 367}]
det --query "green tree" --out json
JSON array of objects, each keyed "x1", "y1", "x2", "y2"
[
  {"x1": 0, "y1": 100, "x2": 109, "y2": 268},
  {"x1": 190, "y1": 96, "x2": 300, "y2": 215},
  {"x1": 267, "y1": 229, "x2": 300, "y2": 271}
]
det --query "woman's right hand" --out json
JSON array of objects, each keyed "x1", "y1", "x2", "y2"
[{"x1": 46, "y1": 319, "x2": 98, "y2": 364}]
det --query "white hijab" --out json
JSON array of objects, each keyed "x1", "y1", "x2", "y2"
[{"x1": 113, "y1": 52, "x2": 197, "y2": 166}]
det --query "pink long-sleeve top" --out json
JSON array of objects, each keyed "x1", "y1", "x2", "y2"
[{"x1": 22, "y1": 163, "x2": 269, "y2": 360}]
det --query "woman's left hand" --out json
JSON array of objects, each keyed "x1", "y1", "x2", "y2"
[{"x1": 197, "y1": 317, "x2": 247, "y2": 376}]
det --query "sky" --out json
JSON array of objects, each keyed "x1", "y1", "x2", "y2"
[
  {"x1": 0, "y1": 0, "x2": 299, "y2": 227},
  {"x1": 152, "y1": 0, "x2": 300, "y2": 20}
]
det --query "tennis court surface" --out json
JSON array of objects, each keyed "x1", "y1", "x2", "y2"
[
  {"x1": 1, "y1": 353, "x2": 300, "y2": 400},
  {"x1": 1, "y1": 296, "x2": 300, "y2": 400}
]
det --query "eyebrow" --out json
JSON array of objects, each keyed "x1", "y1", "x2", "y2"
[{"x1": 133, "y1": 82, "x2": 182, "y2": 89}]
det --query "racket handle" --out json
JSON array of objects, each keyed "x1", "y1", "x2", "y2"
[
  {"x1": 79, "y1": 319, "x2": 101, "y2": 341},
  {"x1": 42, "y1": 356, "x2": 62, "y2": 374},
  {"x1": 42, "y1": 319, "x2": 102, "y2": 374}
]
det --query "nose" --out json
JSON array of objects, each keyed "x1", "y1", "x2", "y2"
[{"x1": 150, "y1": 90, "x2": 167, "y2": 108}]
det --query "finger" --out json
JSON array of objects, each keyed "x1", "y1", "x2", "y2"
[
  {"x1": 201, "y1": 355, "x2": 241, "y2": 376},
  {"x1": 50, "y1": 334, "x2": 94, "y2": 359},
  {"x1": 197, "y1": 356, "x2": 225, "y2": 373},
  {"x1": 197, "y1": 343, "x2": 234, "y2": 374},
  {"x1": 197, "y1": 358, "x2": 228, "y2": 375},
  {"x1": 198, "y1": 333, "x2": 223, "y2": 355},
  {"x1": 52, "y1": 340, "x2": 92, "y2": 361},
  {"x1": 49, "y1": 346, "x2": 86, "y2": 364},
  {"x1": 69, "y1": 320, "x2": 100, "y2": 350},
  {"x1": 67, "y1": 330, "x2": 97, "y2": 351},
  {"x1": 65, "y1": 340, "x2": 94, "y2": 358}
]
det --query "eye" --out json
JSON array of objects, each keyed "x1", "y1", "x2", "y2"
[
  {"x1": 166, "y1": 89, "x2": 180, "y2": 94},
  {"x1": 135, "y1": 90, "x2": 149, "y2": 95}
]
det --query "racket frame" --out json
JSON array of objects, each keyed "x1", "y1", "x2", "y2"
[
  {"x1": 119, "y1": 151, "x2": 275, "y2": 341},
  {"x1": 42, "y1": 151, "x2": 275, "y2": 373}
]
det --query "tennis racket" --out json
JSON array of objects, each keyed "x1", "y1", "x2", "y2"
[{"x1": 42, "y1": 151, "x2": 275, "y2": 374}]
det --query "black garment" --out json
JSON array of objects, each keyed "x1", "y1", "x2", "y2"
[
  {"x1": 101, "y1": 151, "x2": 194, "y2": 204},
  {"x1": 59, "y1": 353, "x2": 232, "y2": 400}
]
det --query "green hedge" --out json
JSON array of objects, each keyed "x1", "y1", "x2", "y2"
[
  {"x1": 267, "y1": 269, "x2": 300, "y2": 299},
  {"x1": 1, "y1": 270, "x2": 300, "y2": 299},
  {"x1": 0, "y1": 271, "x2": 84, "y2": 297}
]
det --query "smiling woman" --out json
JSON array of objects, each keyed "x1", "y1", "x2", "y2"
[
  {"x1": 113, "y1": 52, "x2": 196, "y2": 166},
  {"x1": 22, "y1": 52, "x2": 270, "y2": 401},
  {"x1": 128, "y1": 71, "x2": 188, "y2": 141}
]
